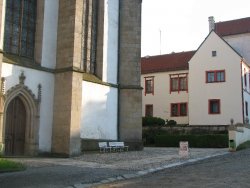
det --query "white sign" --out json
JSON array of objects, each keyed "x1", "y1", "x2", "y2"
[{"x1": 179, "y1": 141, "x2": 189, "y2": 158}]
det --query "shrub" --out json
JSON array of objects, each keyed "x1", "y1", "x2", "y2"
[
  {"x1": 142, "y1": 116, "x2": 165, "y2": 127},
  {"x1": 142, "y1": 127, "x2": 165, "y2": 145},
  {"x1": 167, "y1": 120, "x2": 177, "y2": 126}
]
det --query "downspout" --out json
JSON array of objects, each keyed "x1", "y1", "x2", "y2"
[
  {"x1": 241, "y1": 59, "x2": 244, "y2": 123},
  {"x1": 117, "y1": 0, "x2": 121, "y2": 140}
]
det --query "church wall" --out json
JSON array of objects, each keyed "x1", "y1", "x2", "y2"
[
  {"x1": 51, "y1": 0, "x2": 83, "y2": 156},
  {"x1": 41, "y1": 0, "x2": 59, "y2": 69},
  {"x1": 1, "y1": 63, "x2": 55, "y2": 152},
  {"x1": 81, "y1": 81, "x2": 118, "y2": 140},
  {"x1": 102, "y1": 0, "x2": 119, "y2": 84},
  {"x1": 118, "y1": 0, "x2": 143, "y2": 150}
]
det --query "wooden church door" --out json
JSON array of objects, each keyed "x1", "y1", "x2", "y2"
[{"x1": 5, "y1": 97, "x2": 26, "y2": 156}]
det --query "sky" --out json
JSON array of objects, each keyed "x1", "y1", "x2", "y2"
[{"x1": 141, "y1": 0, "x2": 250, "y2": 57}]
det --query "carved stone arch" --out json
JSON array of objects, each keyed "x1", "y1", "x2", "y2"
[{"x1": 2, "y1": 84, "x2": 40, "y2": 156}]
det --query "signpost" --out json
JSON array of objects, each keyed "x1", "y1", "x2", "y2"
[{"x1": 179, "y1": 141, "x2": 189, "y2": 158}]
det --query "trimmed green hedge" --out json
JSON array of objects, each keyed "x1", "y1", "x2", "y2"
[{"x1": 154, "y1": 134, "x2": 228, "y2": 148}]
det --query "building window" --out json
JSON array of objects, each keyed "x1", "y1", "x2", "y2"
[
  {"x1": 4, "y1": 0, "x2": 37, "y2": 58},
  {"x1": 171, "y1": 104, "x2": 178, "y2": 116},
  {"x1": 144, "y1": 77, "x2": 154, "y2": 95},
  {"x1": 180, "y1": 103, "x2": 187, "y2": 116},
  {"x1": 82, "y1": 0, "x2": 99, "y2": 75},
  {"x1": 170, "y1": 74, "x2": 188, "y2": 93},
  {"x1": 171, "y1": 78, "x2": 178, "y2": 91},
  {"x1": 179, "y1": 77, "x2": 187, "y2": 91},
  {"x1": 212, "y1": 51, "x2": 217, "y2": 57},
  {"x1": 244, "y1": 69, "x2": 247, "y2": 87},
  {"x1": 246, "y1": 101, "x2": 248, "y2": 116},
  {"x1": 209, "y1": 99, "x2": 220, "y2": 114},
  {"x1": 171, "y1": 103, "x2": 187, "y2": 117},
  {"x1": 145, "y1": 105, "x2": 153, "y2": 117},
  {"x1": 206, "y1": 70, "x2": 225, "y2": 83}
]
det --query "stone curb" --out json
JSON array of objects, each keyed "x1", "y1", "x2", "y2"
[{"x1": 68, "y1": 152, "x2": 229, "y2": 188}]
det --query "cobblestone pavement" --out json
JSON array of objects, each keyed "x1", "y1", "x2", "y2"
[
  {"x1": 0, "y1": 147, "x2": 229, "y2": 188},
  {"x1": 97, "y1": 148, "x2": 250, "y2": 188}
]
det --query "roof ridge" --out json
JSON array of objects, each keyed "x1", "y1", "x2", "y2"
[
  {"x1": 216, "y1": 16, "x2": 250, "y2": 24},
  {"x1": 142, "y1": 50, "x2": 196, "y2": 59}
]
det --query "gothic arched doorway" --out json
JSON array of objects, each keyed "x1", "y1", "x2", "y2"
[{"x1": 5, "y1": 97, "x2": 26, "y2": 156}]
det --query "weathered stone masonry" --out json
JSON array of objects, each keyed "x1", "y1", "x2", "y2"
[
  {"x1": 52, "y1": 0, "x2": 83, "y2": 156},
  {"x1": 118, "y1": 0, "x2": 143, "y2": 150}
]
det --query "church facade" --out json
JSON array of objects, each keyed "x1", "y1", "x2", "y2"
[{"x1": 0, "y1": 0, "x2": 142, "y2": 156}]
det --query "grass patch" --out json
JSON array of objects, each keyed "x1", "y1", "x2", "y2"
[
  {"x1": 236, "y1": 141, "x2": 250, "y2": 151},
  {"x1": 0, "y1": 159, "x2": 25, "y2": 173}
]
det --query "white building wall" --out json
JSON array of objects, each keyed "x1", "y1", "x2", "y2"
[
  {"x1": 223, "y1": 33, "x2": 250, "y2": 64},
  {"x1": 1, "y1": 63, "x2": 55, "y2": 152},
  {"x1": 229, "y1": 127, "x2": 250, "y2": 148},
  {"x1": 142, "y1": 70, "x2": 189, "y2": 124},
  {"x1": 189, "y1": 32, "x2": 243, "y2": 125},
  {"x1": 41, "y1": 0, "x2": 59, "y2": 69},
  {"x1": 81, "y1": 81, "x2": 118, "y2": 140},
  {"x1": 102, "y1": 0, "x2": 119, "y2": 84}
]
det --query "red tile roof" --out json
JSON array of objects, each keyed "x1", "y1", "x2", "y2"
[
  {"x1": 215, "y1": 17, "x2": 250, "y2": 36},
  {"x1": 141, "y1": 51, "x2": 195, "y2": 74}
]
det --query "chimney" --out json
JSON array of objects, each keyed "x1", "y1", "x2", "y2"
[{"x1": 208, "y1": 16, "x2": 215, "y2": 32}]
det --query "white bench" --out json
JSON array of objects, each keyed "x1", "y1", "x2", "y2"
[
  {"x1": 98, "y1": 142, "x2": 111, "y2": 153},
  {"x1": 109, "y1": 141, "x2": 129, "y2": 152}
]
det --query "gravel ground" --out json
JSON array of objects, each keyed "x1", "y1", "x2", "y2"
[
  {"x1": 97, "y1": 149, "x2": 250, "y2": 188},
  {"x1": 72, "y1": 147, "x2": 229, "y2": 170},
  {"x1": 1, "y1": 147, "x2": 229, "y2": 188},
  {"x1": 9, "y1": 147, "x2": 229, "y2": 171}
]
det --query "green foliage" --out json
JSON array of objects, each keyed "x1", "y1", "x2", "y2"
[
  {"x1": 154, "y1": 134, "x2": 228, "y2": 148},
  {"x1": 142, "y1": 116, "x2": 165, "y2": 127},
  {"x1": 143, "y1": 127, "x2": 165, "y2": 145},
  {"x1": 236, "y1": 141, "x2": 250, "y2": 151},
  {"x1": 0, "y1": 159, "x2": 25, "y2": 172},
  {"x1": 0, "y1": 143, "x2": 3, "y2": 157},
  {"x1": 166, "y1": 120, "x2": 177, "y2": 126}
]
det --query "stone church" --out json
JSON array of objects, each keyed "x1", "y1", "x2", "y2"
[{"x1": 0, "y1": 0, "x2": 142, "y2": 156}]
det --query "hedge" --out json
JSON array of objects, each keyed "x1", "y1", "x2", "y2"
[{"x1": 154, "y1": 134, "x2": 228, "y2": 148}]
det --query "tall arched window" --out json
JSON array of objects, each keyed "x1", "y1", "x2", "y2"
[
  {"x1": 4, "y1": 0, "x2": 37, "y2": 58},
  {"x1": 82, "y1": 0, "x2": 98, "y2": 74}
]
